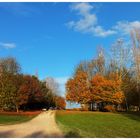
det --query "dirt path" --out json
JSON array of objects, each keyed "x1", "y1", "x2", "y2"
[{"x1": 0, "y1": 111, "x2": 64, "y2": 138}]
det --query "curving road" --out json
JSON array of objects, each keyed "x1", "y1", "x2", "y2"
[{"x1": 0, "y1": 111, "x2": 63, "y2": 138}]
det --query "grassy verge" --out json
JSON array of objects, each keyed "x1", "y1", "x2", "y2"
[
  {"x1": 0, "y1": 113, "x2": 38, "y2": 125},
  {"x1": 56, "y1": 111, "x2": 140, "y2": 138}
]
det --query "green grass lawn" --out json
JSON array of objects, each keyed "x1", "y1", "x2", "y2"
[
  {"x1": 0, "y1": 115, "x2": 36, "y2": 125},
  {"x1": 56, "y1": 111, "x2": 140, "y2": 138}
]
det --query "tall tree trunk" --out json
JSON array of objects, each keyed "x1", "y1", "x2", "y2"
[
  {"x1": 16, "y1": 105, "x2": 19, "y2": 113},
  {"x1": 124, "y1": 96, "x2": 129, "y2": 111},
  {"x1": 1, "y1": 107, "x2": 4, "y2": 112},
  {"x1": 91, "y1": 102, "x2": 94, "y2": 111}
]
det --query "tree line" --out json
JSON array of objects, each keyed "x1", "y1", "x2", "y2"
[
  {"x1": 66, "y1": 29, "x2": 140, "y2": 112},
  {"x1": 0, "y1": 57, "x2": 66, "y2": 112}
]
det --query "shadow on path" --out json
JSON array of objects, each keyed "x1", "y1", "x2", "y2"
[
  {"x1": 0, "y1": 130, "x2": 14, "y2": 138},
  {"x1": 24, "y1": 131, "x2": 63, "y2": 138}
]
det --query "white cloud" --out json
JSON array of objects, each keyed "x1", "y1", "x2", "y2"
[
  {"x1": 0, "y1": 42, "x2": 16, "y2": 49},
  {"x1": 113, "y1": 21, "x2": 140, "y2": 35},
  {"x1": 68, "y1": 14, "x2": 97, "y2": 33},
  {"x1": 70, "y1": 2, "x2": 93, "y2": 16},
  {"x1": 67, "y1": 3, "x2": 140, "y2": 38},
  {"x1": 92, "y1": 26, "x2": 116, "y2": 37},
  {"x1": 67, "y1": 3, "x2": 116, "y2": 37}
]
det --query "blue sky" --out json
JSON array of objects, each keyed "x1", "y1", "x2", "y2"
[{"x1": 0, "y1": 2, "x2": 140, "y2": 107}]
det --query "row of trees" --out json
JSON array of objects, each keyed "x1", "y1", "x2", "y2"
[
  {"x1": 66, "y1": 71, "x2": 124, "y2": 109},
  {"x1": 66, "y1": 29, "x2": 140, "y2": 111},
  {"x1": 0, "y1": 57, "x2": 66, "y2": 112}
]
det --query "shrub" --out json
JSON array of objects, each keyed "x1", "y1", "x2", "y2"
[
  {"x1": 80, "y1": 107, "x2": 89, "y2": 111},
  {"x1": 104, "y1": 105, "x2": 116, "y2": 112}
]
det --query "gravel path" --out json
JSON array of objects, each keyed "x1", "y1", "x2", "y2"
[{"x1": 0, "y1": 111, "x2": 63, "y2": 138}]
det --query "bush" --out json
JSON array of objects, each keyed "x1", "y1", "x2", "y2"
[
  {"x1": 104, "y1": 105, "x2": 116, "y2": 112},
  {"x1": 80, "y1": 107, "x2": 89, "y2": 111}
]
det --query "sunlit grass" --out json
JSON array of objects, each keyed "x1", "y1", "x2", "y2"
[{"x1": 56, "y1": 111, "x2": 140, "y2": 138}]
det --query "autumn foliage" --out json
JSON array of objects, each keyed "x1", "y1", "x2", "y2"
[
  {"x1": 66, "y1": 71, "x2": 91, "y2": 104},
  {"x1": 0, "y1": 57, "x2": 66, "y2": 112},
  {"x1": 90, "y1": 74, "x2": 124, "y2": 105},
  {"x1": 66, "y1": 71, "x2": 124, "y2": 111},
  {"x1": 55, "y1": 96, "x2": 66, "y2": 109}
]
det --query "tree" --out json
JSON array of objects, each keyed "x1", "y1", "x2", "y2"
[
  {"x1": 108, "y1": 38, "x2": 133, "y2": 110},
  {"x1": 0, "y1": 73, "x2": 16, "y2": 111},
  {"x1": 66, "y1": 78, "x2": 77, "y2": 102},
  {"x1": 55, "y1": 96, "x2": 66, "y2": 109},
  {"x1": 131, "y1": 29, "x2": 140, "y2": 109},
  {"x1": 90, "y1": 73, "x2": 124, "y2": 106},
  {"x1": 0, "y1": 56, "x2": 66, "y2": 112},
  {"x1": 66, "y1": 71, "x2": 91, "y2": 105},
  {"x1": 0, "y1": 73, "x2": 29, "y2": 112},
  {"x1": 10, "y1": 74, "x2": 25, "y2": 112},
  {"x1": 74, "y1": 46, "x2": 105, "y2": 81},
  {"x1": 46, "y1": 77, "x2": 60, "y2": 95},
  {"x1": 0, "y1": 57, "x2": 21, "y2": 111},
  {"x1": 20, "y1": 75, "x2": 43, "y2": 109},
  {"x1": 40, "y1": 81, "x2": 56, "y2": 109},
  {"x1": 0, "y1": 57, "x2": 21, "y2": 74},
  {"x1": 94, "y1": 46, "x2": 105, "y2": 75},
  {"x1": 123, "y1": 77, "x2": 139, "y2": 108}
]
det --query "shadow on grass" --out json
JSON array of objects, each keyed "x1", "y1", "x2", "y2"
[
  {"x1": 117, "y1": 111, "x2": 140, "y2": 122},
  {"x1": 65, "y1": 130, "x2": 82, "y2": 138}
]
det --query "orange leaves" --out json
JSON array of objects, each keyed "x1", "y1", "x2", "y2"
[
  {"x1": 66, "y1": 71, "x2": 124, "y2": 105},
  {"x1": 55, "y1": 96, "x2": 66, "y2": 109},
  {"x1": 66, "y1": 78, "x2": 77, "y2": 102},
  {"x1": 66, "y1": 71, "x2": 91, "y2": 104},
  {"x1": 90, "y1": 73, "x2": 124, "y2": 104},
  {"x1": 112, "y1": 91, "x2": 124, "y2": 104}
]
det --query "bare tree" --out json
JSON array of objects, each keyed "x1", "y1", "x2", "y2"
[
  {"x1": 46, "y1": 77, "x2": 60, "y2": 95},
  {"x1": 74, "y1": 46, "x2": 105, "y2": 81},
  {"x1": 131, "y1": 29, "x2": 140, "y2": 109},
  {"x1": 94, "y1": 46, "x2": 105, "y2": 75},
  {"x1": 110, "y1": 38, "x2": 132, "y2": 77},
  {"x1": 131, "y1": 29, "x2": 140, "y2": 81},
  {"x1": 0, "y1": 57, "x2": 21, "y2": 74},
  {"x1": 109, "y1": 38, "x2": 133, "y2": 111}
]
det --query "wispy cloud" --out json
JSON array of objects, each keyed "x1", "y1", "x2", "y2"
[
  {"x1": 67, "y1": 3, "x2": 140, "y2": 38},
  {"x1": 67, "y1": 3, "x2": 116, "y2": 37},
  {"x1": 0, "y1": 42, "x2": 16, "y2": 49}
]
